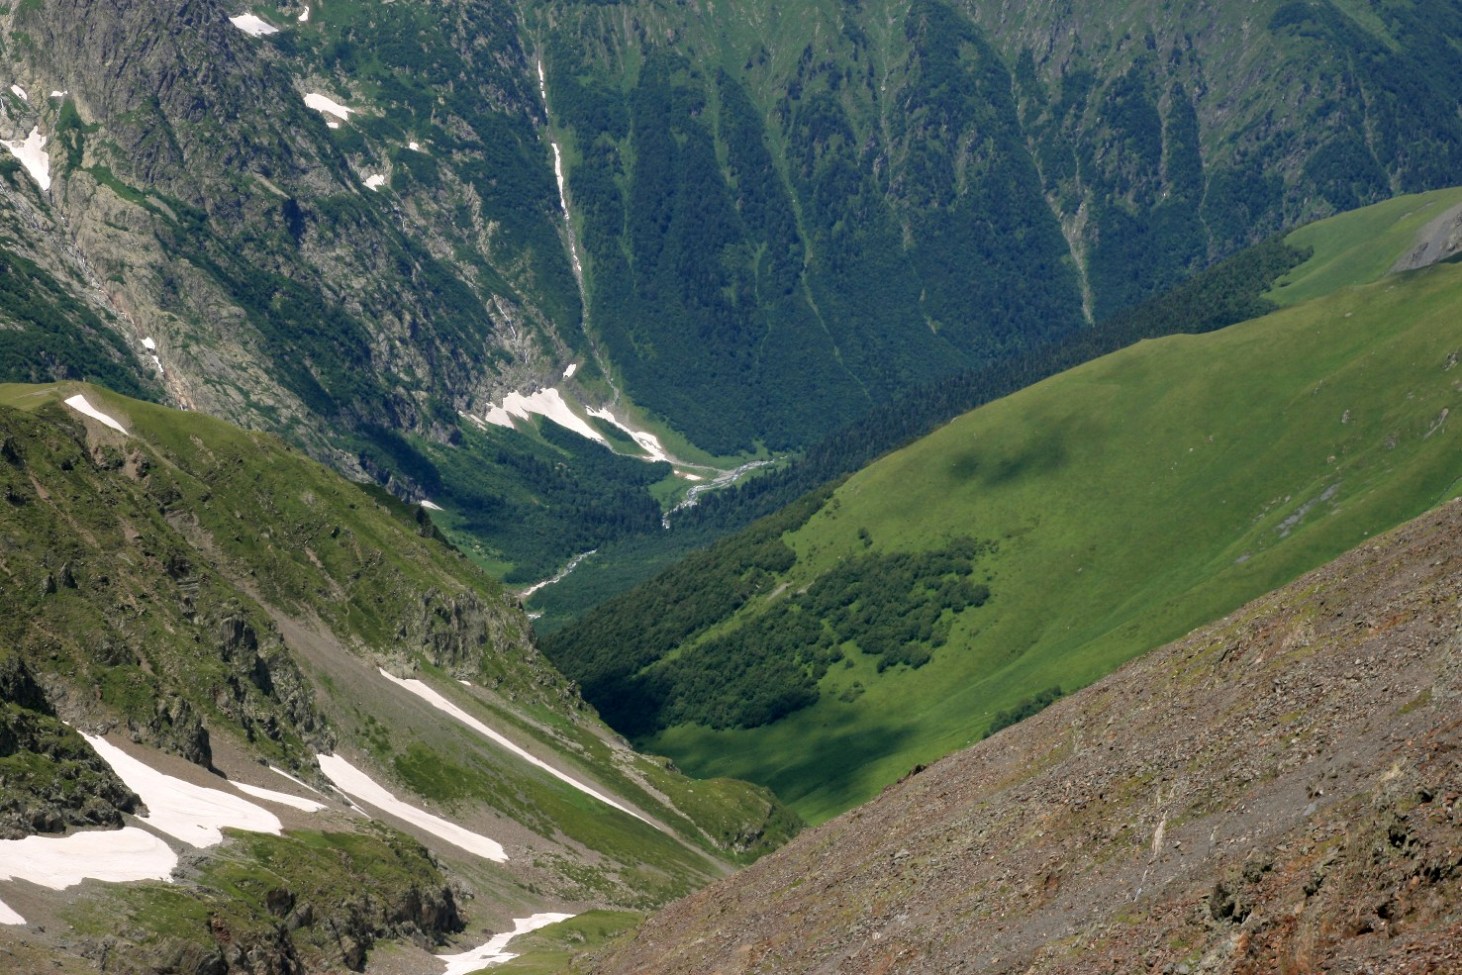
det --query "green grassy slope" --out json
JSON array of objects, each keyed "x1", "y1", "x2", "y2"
[
  {"x1": 0, "y1": 382, "x2": 798, "y2": 968},
  {"x1": 552, "y1": 194, "x2": 1462, "y2": 823}
]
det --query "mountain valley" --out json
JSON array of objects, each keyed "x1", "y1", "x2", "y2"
[{"x1": 0, "y1": 0, "x2": 1460, "y2": 971}]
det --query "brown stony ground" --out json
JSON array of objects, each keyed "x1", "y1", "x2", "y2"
[{"x1": 590, "y1": 499, "x2": 1462, "y2": 974}]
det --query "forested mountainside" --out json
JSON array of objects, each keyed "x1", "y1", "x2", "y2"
[
  {"x1": 543, "y1": 190, "x2": 1462, "y2": 822},
  {"x1": 0, "y1": 383, "x2": 797, "y2": 973},
  {"x1": 588, "y1": 496, "x2": 1462, "y2": 975},
  {"x1": 3, "y1": 0, "x2": 1462, "y2": 578}
]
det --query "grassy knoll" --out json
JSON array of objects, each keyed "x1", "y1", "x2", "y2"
[
  {"x1": 636, "y1": 250, "x2": 1462, "y2": 823},
  {"x1": 1267, "y1": 186, "x2": 1462, "y2": 306}
]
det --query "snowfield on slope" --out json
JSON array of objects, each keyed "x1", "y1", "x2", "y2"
[
  {"x1": 2, "y1": 127, "x2": 50, "y2": 191},
  {"x1": 316, "y1": 753, "x2": 508, "y2": 861},
  {"x1": 228, "y1": 13, "x2": 278, "y2": 35},
  {"x1": 2, "y1": 734, "x2": 324, "y2": 925},
  {"x1": 63, "y1": 394, "x2": 127, "y2": 433},
  {"x1": 83, "y1": 734, "x2": 283, "y2": 846},
  {"x1": 483, "y1": 388, "x2": 605, "y2": 443},
  {"x1": 0, "y1": 828, "x2": 177, "y2": 925},
  {"x1": 379, "y1": 669, "x2": 653, "y2": 825},
  {"x1": 437, "y1": 912, "x2": 576, "y2": 975}
]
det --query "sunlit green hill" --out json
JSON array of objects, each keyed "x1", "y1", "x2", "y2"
[{"x1": 545, "y1": 190, "x2": 1462, "y2": 822}]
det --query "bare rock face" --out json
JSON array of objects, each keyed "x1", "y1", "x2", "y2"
[
  {"x1": 590, "y1": 498, "x2": 1462, "y2": 975},
  {"x1": 1392, "y1": 201, "x2": 1462, "y2": 272}
]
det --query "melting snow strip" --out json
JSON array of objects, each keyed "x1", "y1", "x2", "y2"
[
  {"x1": 63, "y1": 394, "x2": 127, "y2": 434},
  {"x1": 316, "y1": 753, "x2": 508, "y2": 861},
  {"x1": 379, "y1": 670, "x2": 656, "y2": 827},
  {"x1": 9, "y1": 84, "x2": 27, "y2": 101},
  {"x1": 266, "y1": 764, "x2": 327, "y2": 796},
  {"x1": 436, "y1": 912, "x2": 576, "y2": 975},
  {"x1": 233, "y1": 780, "x2": 327, "y2": 812},
  {"x1": 82, "y1": 733, "x2": 281, "y2": 847},
  {"x1": 585, "y1": 407, "x2": 671, "y2": 462},
  {"x1": 420, "y1": 499, "x2": 444, "y2": 511}
]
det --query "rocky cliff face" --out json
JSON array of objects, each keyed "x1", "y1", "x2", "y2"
[
  {"x1": 6, "y1": 0, "x2": 1462, "y2": 463},
  {"x1": 589, "y1": 497, "x2": 1462, "y2": 974},
  {"x1": 1, "y1": 0, "x2": 586, "y2": 464}
]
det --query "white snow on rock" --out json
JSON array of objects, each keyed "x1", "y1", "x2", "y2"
[
  {"x1": 484, "y1": 388, "x2": 605, "y2": 443},
  {"x1": 303, "y1": 92, "x2": 353, "y2": 122},
  {"x1": 364, "y1": 173, "x2": 386, "y2": 190},
  {"x1": 49, "y1": 90, "x2": 67, "y2": 99},
  {"x1": 316, "y1": 753, "x2": 507, "y2": 861},
  {"x1": 299, "y1": 5, "x2": 309, "y2": 22},
  {"x1": 228, "y1": 13, "x2": 279, "y2": 36},
  {"x1": 2, "y1": 127, "x2": 50, "y2": 191},
  {"x1": 562, "y1": 362, "x2": 577, "y2": 379},
  {"x1": 379, "y1": 670, "x2": 653, "y2": 825},
  {"x1": 0, "y1": 827, "x2": 178, "y2": 924},
  {"x1": 420, "y1": 499, "x2": 444, "y2": 511},
  {"x1": 82, "y1": 733, "x2": 282, "y2": 847},
  {"x1": 408, "y1": 140, "x2": 421, "y2": 151},
  {"x1": 267, "y1": 765, "x2": 327, "y2": 796},
  {"x1": 436, "y1": 912, "x2": 576, "y2": 975},
  {"x1": 585, "y1": 407, "x2": 671, "y2": 462},
  {"x1": 9, "y1": 84, "x2": 27, "y2": 101},
  {"x1": 141, "y1": 336, "x2": 157, "y2": 352},
  {"x1": 233, "y1": 780, "x2": 327, "y2": 813},
  {"x1": 63, "y1": 394, "x2": 127, "y2": 434}
]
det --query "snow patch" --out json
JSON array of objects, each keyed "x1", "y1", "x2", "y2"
[
  {"x1": 0, "y1": 827, "x2": 178, "y2": 925},
  {"x1": 459, "y1": 679, "x2": 473, "y2": 686},
  {"x1": 420, "y1": 499, "x2": 443, "y2": 511},
  {"x1": 150, "y1": 355, "x2": 165, "y2": 376},
  {"x1": 63, "y1": 394, "x2": 127, "y2": 434},
  {"x1": 303, "y1": 92, "x2": 353, "y2": 122},
  {"x1": 364, "y1": 173, "x2": 386, "y2": 190},
  {"x1": 436, "y1": 912, "x2": 576, "y2": 975},
  {"x1": 298, "y1": 5, "x2": 309, "y2": 22},
  {"x1": 2, "y1": 127, "x2": 50, "y2": 191},
  {"x1": 484, "y1": 388, "x2": 605, "y2": 443},
  {"x1": 233, "y1": 780, "x2": 327, "y2": 813},
  {"x1": 585, "y1": 407, "x2": 670, "y2": 462},
  {"x1": 9, "y1": 84, "x2": 27, "y2": 101},
  {"x1": 679, "y1": 472, "x2": 703, "y2": 482},
  {"x1": 228, "y1": 13, "x2": 278, "y2": 36},
  {"x1": 562, "y1": 362, "x2": 577, "y2": 379},
  {"x1": 267, "y1": 765, "x2": 326, "y2": 796},
  {"x1": 379, "y1": 670, "x2": 652, "y2": 825},
  {"x1": 49, "y1": 90, "x2": 67, "y2": 99},
  {"x1": 83, "y1": 734, "x2": 282, "y2": 846},
  {"x1": 316, "y1": 753, "x2": 507, "y2": 861},
  {"x1": 141, "y1": 336, "x2": 157, "y2": 352},
  {"x1": 408, "y1": 140, "x2": 421, "y2": 151}
]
